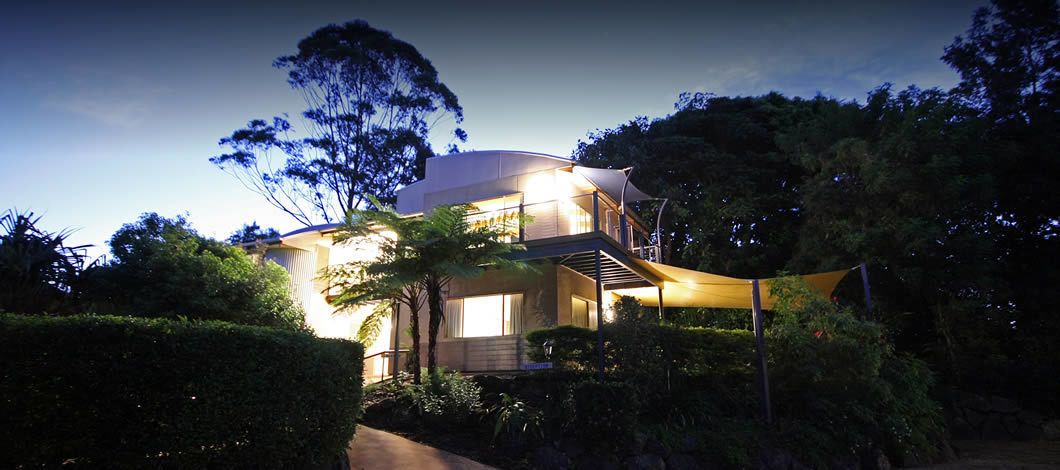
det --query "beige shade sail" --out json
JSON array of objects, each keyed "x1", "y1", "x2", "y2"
[{"x1": 611, "y1": 259, "x2": 855, "y2": 310}]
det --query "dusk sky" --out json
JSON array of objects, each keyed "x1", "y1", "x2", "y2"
[{"x1": 1, "y1": 0, "x2": 985, "y2": 258}]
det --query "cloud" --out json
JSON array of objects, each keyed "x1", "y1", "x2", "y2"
[{"x1": 42, "y1": 66, "x2": 170, "y2": 128}]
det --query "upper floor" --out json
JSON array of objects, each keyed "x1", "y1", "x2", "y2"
[{"x1": 395, "y1": 150, "x2": 660, "y2": 261}]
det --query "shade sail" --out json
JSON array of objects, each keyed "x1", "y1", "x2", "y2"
[
  {"x1": 612, "y1": 259, "x2": 854, "y2": 310},
  {"x1": 573, "y1": 166, "x2": 654, "y2": 203}
]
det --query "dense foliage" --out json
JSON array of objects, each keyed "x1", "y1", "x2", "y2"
[
  {"x1": 83, "y1": 213, "x2": 305, "y2": 330},
  {"x1": 767, "y1": 278, "x2": 944, "y2": 467},
  {"x1": 226, "y1": 221, "x2": 280, "y2": 244},
  {"x1": 0, "y1": 313, "x2": 363, "y2": 468},
  {"x1": 526, "y1": 288, "x2": 943, "y2": 467},
  {"x1": 0, "y1": 209, "x2": 90, "y2": 314},
  {"x1": 573, "y1": 0, "x2": 1059, "y2": 414},
  {"x1": 212, "y1": 20, "x2": 466, "y2": 224}
]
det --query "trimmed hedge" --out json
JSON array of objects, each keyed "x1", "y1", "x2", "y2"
[
  {"x1": 0, "y1": 313, "x2": 364, "y2": 468},
  {"x1": 526, "y1": 324, "x2": 756, "y2": 378}
]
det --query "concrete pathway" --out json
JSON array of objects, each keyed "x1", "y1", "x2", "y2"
[{"x1": 347, "y1": 425, "x2": 495, "y2": 470}]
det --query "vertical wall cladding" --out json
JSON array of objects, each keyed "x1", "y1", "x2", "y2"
[
  {"x1": 264, "y1": 247, "x2": 317, "y2": 314},
  {"x1": 556, "y1": 264, "x2": 600, "y2": 326}
]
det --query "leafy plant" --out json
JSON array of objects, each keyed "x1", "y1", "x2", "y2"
[
  {"x1": 408, "y1": 369, "x2": 482, "y2": 424},
  {"x1": 489, "y1": 393, "x2": 543, "y2": 447},
  {"x1": 564, "y1": 381, "x2": 639, "y2": 451},
  {"x1": 0, "y1": 209, "x2": 91, "y2": 314}
]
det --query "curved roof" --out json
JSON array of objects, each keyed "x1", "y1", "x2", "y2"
[{"x1": 280, "y1": 223, "x2": 341, "y2": 239}]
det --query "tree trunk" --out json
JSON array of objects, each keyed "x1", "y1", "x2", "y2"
[
  {"x1": 407, "y1": 298, "x2": 422, "y2": 385},
  {"x1": 426, "y1": 276, "x2": 444, "y2": 379},
  {"x1": 400, "y1": 284, "x2": 421, "y2": 384}
]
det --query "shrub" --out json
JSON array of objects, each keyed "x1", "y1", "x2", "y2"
[
  {"x1": 82, "y1": 213, "x2": 305, "y2": 330},
  {"x1": 525, "y1": 322, "x2": 755, "y2": 382},
  {"x1": 410, "y1": 369, "x2": 483, "y2": 425},
  {"x1": 489, "y1": 393, "x2": 544, "y2": 448},
  {"x1": 767, "y1": 276, "x2": 944, "y2": 466},
  {"x1": 564, "y1": 381, "x2": 639, "y2": 451},
  {"x1": 0, "y1": 313, "x2": 363, "y2": 468},
  {"x1": 526, "y1": 325, "x2": 597, "y2": 370}
]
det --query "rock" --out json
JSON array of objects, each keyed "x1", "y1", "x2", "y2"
[
  {"x1": 828, "y1": 456, "x2": 859, "y2": 470},
  {"x1": 630, "y1": 432, "x2": 648, "y2": 455},
  {"x1": 982, "y1": 413, "x2": 1010, "y2": 439},
  {"x1": 939, "y1": 440, "x2": 958, "y2": 463},
  {"x1": 674, "y1": 434, "x2": 701, "y2": 453},
  {"x1": 1018, "y1": 410, "x2": 1044, "y2": 426},
  {"x1": 958, "y1": 393, "x2": 992, "y2": 412},
  {"x1": 1016, "y1": 423, "x2": 1044, "y2": 440},
  {"x1": 644, "y1": 438, "x2": 671, "y2": 458},
  {"x1": 531, "y1": 445, "x2": 570, "y2": 470},
  {"x1": 759, "y1": 447, "x2": 809, "y2": 470},
  {"x1": 859, "y1": 448, "x2": 890, "y2": 470},
  {"x1": 574, "y1": 452, "x2": 621, "y2": 470},
  {"x1": 990, "y1": 395, "x2": 1020, "y2": 413},
  {"x1": 898, "y1": 450, "x2": 920, "y2": 468},
  {"x1": 559, "y1": 437, "x2": 584, "y2": 460},
  {"x1": 625, "y1": 453, "x2": 666, "y2": 470},
  {"x1": 666, "y1": 453, "x2": 702, "y2": 470},
  {"x1": 1002, "y1": 414, "x2": 1023, "y2": 435},
  {"x1": 948, "y1": 417, "x2": 978, "y2": 440},
  {"x1": 1043, "y1": 420, "x2": 1060, "y2": 441},
  {"x1": 963, "y1": 408, "x2": 986, "y2": 428}
]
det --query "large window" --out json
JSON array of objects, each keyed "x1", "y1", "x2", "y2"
[
  {"x1": 467, "y1": 194, "x2": 522, "y2": 242},
  {"x1": 445, "y1": 293, "x2": 523, "y2": 338},
  {"x1": 571, "y1": 295, "x2": 599, "y2": 330}
]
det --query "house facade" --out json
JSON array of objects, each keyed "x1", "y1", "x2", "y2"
[{"x1": 261, "y1": 150, "x2": 671, "y2": 378}]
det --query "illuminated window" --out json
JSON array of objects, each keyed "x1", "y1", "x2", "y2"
[
  {"x1": 445, "y1": 293, "x2": 523, "y2": 338},
  {"x1": 570, "y1": 296, "x2": 599, "y2": 330},
  {"x1": 467, "y1": 194, "x2": 522, "y2": 242}
]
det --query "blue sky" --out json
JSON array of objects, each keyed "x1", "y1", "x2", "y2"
[{"x1": 0, "y1": 0, "x2": 985, "y2": 258}]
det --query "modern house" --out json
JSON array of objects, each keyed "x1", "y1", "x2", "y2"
[{"x1": 256, "y1": 150, "x2": 852, "y2": 380}]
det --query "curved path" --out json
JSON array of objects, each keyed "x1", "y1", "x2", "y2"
[{"x1": 347, "y1": 425, "x2": 495, "y2": 470}]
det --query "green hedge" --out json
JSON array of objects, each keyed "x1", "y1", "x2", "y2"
[
  {"x1": 526, "y1": 324, "x2": 755, "y2": 378},
  {"x1": 0, "y1": 313, "x2": 364, "y2": 468}
]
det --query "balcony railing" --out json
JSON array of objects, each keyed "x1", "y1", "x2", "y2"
[{"x1": 465, "y1": 192, "x2": 660, "y2": 261}]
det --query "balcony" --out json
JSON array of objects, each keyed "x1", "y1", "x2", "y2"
[{"x1": 465, "y1": 192, "x2": 660, "y2": 261}]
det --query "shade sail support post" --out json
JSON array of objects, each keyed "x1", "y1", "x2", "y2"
[
  {"x1": 594, "y1": 249, "x2": 606, "y2": 381},
  {"x1": 654, "y1": 198, "x2": 669, "y2": 263},
  {"x1": 619, "y1": 167, "x2": 633, "y2": 249},
  {"x1": 657, "y1": 284, "x2": 664, "y2": 320},
  {"x1": 751, "y1": 279, "x2": 773, "y2": 424},
  {"x1": 859, "y1": 263, "x2": 874, "y2": 321}
]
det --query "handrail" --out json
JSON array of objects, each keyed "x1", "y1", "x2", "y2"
[
  {"x1": 462, "y1": 192, "x2": 657, "y2": 258},
  {"x1": 364, "y1": 349, "x2": 409, "y2": 361}
]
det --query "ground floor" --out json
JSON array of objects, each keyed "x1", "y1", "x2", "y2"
[{"x1": 389, "y1": 259, "x2": 616, "y2": 373}]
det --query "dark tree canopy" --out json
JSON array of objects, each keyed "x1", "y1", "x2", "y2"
[
  {"x1": 212, "y1": 20, "x2": 466, "y2": 225},
  {"x1": 575, "y1": 79, "x2": 1056, "y2": 413},
  {"x1": 83, "y1": 214, "x2": 305, "y2": 330},
  {"x1": 227, "y1": 222, "x2": 281, "y2": 245}
]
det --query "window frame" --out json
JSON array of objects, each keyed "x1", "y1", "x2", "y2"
[{"x1": 444, "y1": 291, "x2": 525, "y2": 339}]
